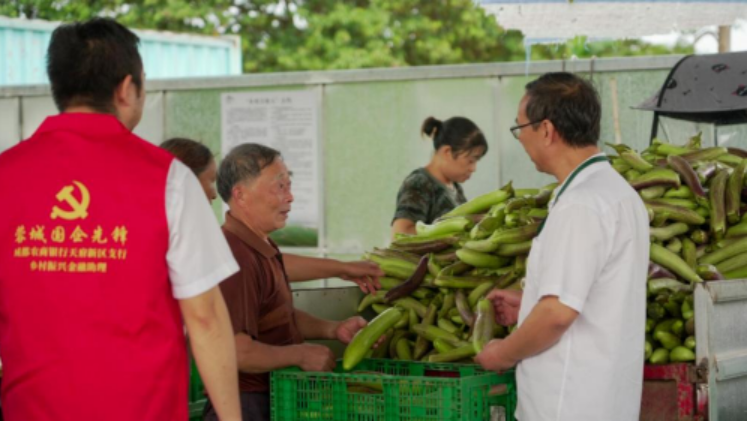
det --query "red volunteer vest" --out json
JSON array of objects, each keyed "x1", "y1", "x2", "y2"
[{"x1": 0, "y1": 113, "x2": 187, "y2": 420}]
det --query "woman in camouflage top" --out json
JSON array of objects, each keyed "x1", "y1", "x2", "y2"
[{"x1": 391, "y1": 116, "x2": 488, "y2": 237}]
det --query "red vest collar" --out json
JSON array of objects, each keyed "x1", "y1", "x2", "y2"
[{"x1": 34, "y1": 113, "x2": 131, "y2": 138}]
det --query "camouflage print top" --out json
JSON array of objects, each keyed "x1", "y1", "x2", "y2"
[{"x1": 392, "y1": 168, "x2": 467, "y2": 225}]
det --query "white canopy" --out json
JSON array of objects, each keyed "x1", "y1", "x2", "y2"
[{"x1": 477, "y1": 0, "x2": 747, "y2": 42}]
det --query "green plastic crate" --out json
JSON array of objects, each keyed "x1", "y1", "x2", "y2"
[
  {"x1": 189, "y1": 358, "x2": 206, "y2": 402},
  {"x1": 189, "y1": 398, "x2": 207, "y2": 421},
  {"x1": 188, "y1": 357, "x2": 206, "y2": 420},
  {"x1": 270, "y1": 359, "x2": 516, "y2": 421}
]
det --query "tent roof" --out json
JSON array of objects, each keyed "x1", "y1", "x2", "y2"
[
  {"x1": 635, "y1": 51, "x2": 747, "y2": 123},
  {"x1": 478, "y1": 1, "x2": 747, "y2": 41}
]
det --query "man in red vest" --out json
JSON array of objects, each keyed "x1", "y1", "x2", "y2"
[{"x1": 0, "y1": 18, "x2": 241, "y2": 420}]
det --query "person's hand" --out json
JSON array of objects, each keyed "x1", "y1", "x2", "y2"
[
  {"x1": 486, "y1": 289, "x2": 523, "y2": 326},
  {"x1": 339, "y1": 261, "x2": 384, "y2": 294},
  {"x1": 474, "y1": 339, "x2": 517, "y2": 373},
  {"x1": 335, "y1": 316, "x2": 367, "y2": 344},
  {"x1": 334, "y1": 317, "x2": 386, "y2": 347},
  {"x1": 295, "y1": 343, "x2": 336, "y2": 372}
]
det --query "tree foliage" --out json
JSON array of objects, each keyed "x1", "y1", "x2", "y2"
[{"x1": 1, "y1": 0, "x2": 693, "y2": 73}]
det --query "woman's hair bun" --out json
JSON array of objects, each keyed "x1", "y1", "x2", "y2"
[{"x1": 421, "y1": 116, "x2": 443, "y2": 139}]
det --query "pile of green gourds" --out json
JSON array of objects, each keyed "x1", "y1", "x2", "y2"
[
  {"x1": 612, "y1": 134, "x2": 747, "y2": 364},
  {"x1": 343, "y1": 182, "x2": 553, "y2": 370},
  {"x1": 343, "y1": 133, "x2": 747, "y2": 371}
]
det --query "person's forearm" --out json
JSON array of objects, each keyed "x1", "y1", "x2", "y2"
[
  {"x1": 391, "y1": 219, "x2": 416, "y2": 238},
  {"x1": 495, "y1": 299, "x2": 576, "y2": 363},
  {"x1": 284, "y1": 254, "x2": 344, "y2": 282},
  {"x1": 182, "y1": 288, "x2": 241, "y2": 421},
  {"x1": 295, "y1": 308, "x2": 338, "y2": 340},
  {"x1": 235, "y1": 333, "x2": 301, "y2": 373}
]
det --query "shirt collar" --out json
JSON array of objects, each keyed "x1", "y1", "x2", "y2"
[
  {"x1": 549, "y1": 152, "x2": 608, "y2": 209},
  {"x1": 223, "y1": 212, "x2": 280, "y2": 259},
  {"x1": 34, "y1": 113, "x2": 131, "y2": 138}
]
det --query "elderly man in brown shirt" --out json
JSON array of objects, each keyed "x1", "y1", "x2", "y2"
[{"x1": 203, "y1": 143, "x2": 384, "y2": 421}]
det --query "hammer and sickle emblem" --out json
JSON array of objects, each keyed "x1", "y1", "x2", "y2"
[{"x1": 51, "y1": 181, "x2": 91, "y2": 220}]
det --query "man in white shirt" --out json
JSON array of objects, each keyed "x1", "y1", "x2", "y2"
[{"x1": 475, "y1": 72, "x2": 649, "y2": 420}]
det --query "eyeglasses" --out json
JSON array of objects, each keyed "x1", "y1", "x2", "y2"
[{"x1": 509, "y1": 119, "x2": 545, "y2": 140}]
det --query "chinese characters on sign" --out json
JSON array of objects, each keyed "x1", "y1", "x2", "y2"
[
  {"x1": 10, "y1": 181, "x2": 131, "y2": 274},
  {"x1": 221, "y1": 89, "x2": 321, "y2": 247},
  {"x1": 13, "y1": 224, "x2": 129, "y2": 274}
]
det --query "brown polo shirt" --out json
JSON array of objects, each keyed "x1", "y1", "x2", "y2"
[{"x1": 220, "y1": 212, "x2": 304, "y2": 393}]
